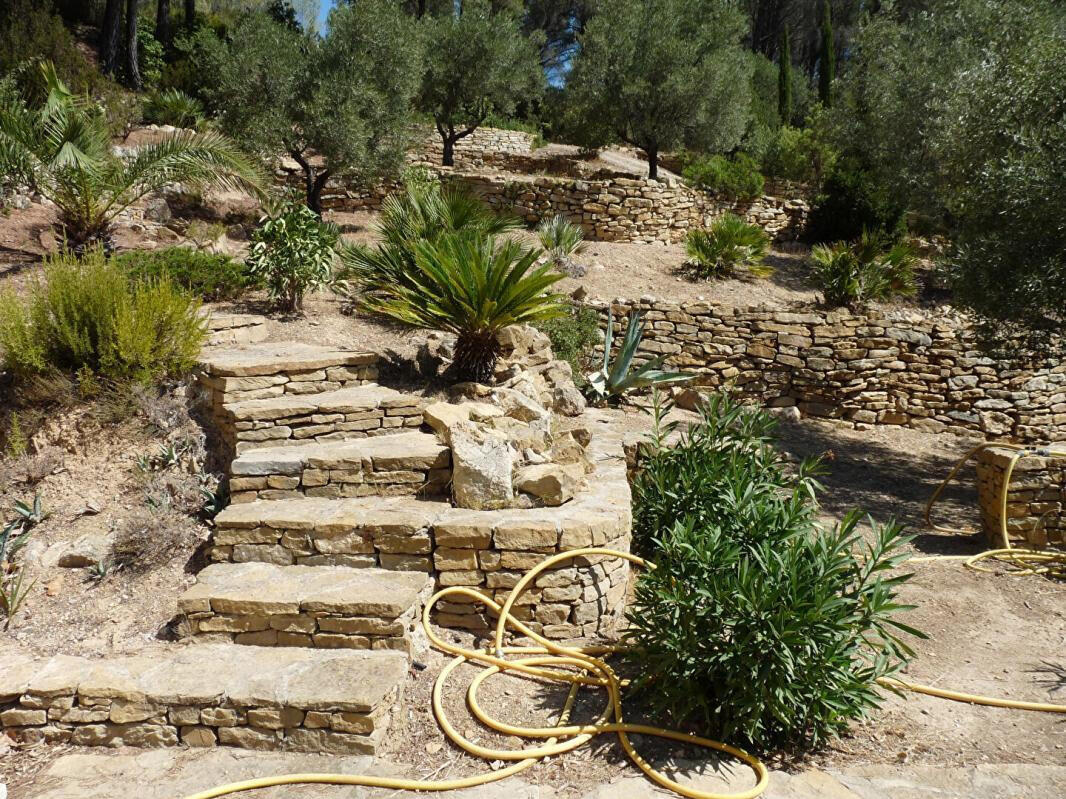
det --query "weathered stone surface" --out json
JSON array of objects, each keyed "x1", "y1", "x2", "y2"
[
  {"x1": 200, "y1": 343, "x2": 377, "y2": 378},
  {"x1": 450, "y1": 422, "x2": 514, "y2": 510},
  {"x1": 515, "y1": 463, "x2": 582, "y2": 506},
  {"x1": 180, "y1": 562, "x2": 429, "y2": 619},
  {"x1": 57, "y1": 532, "x2": 114, "y2": 568}
]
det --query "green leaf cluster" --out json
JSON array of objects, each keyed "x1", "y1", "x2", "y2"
[
  {"x1": 685, "y1": 214, "x2": 771, "y2": 279},
  {"x1": 811, "y1": 232, "x2": 918, "y2": 309},
  {"x1": 586, "y1": 309, "x2": 691, "y2": 402},
  {"x1": 246, "y1": 201, "x2": 339, "y2": 311},
  {"x1": 111, "y1": 247, "x2": 258, "y2": 302},
  {"x1": 626, "y1": 392, "x2": 924, "y2": 748}
]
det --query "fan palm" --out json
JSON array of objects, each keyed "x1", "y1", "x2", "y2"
[
  {"x1": 685, "y1": 214, "x2": 771, "y2": 279},
  {"x1": 0, "y1": 62, "x2": 264, "y2": 251},
  {"x1": 338, "y1": 178, "x2": 520, "y2": 298},
  {"x1": 366, "y1": 232, "x2": 566, "y2": 382}
]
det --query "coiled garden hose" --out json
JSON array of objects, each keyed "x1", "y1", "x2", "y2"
[
  {"x1": 184, "y1": 459, "x2": 1066, "y2": 799},
  {"x1": 183, "y1": 549, "x2": 769, "y2": 799}
]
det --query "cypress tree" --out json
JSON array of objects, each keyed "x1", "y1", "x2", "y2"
[
  {"x1": 819, "y1": 0, "x2": 835, "y2": 107},
  {"x1": 778, "y1": 25, "x2": 792, "y2": 124}
]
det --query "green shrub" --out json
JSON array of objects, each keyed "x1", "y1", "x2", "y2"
[
  {"x1": 246, "y1": 202, "x2": 339, "y2": 312},
  {"x1": 685, "y1": 214, "x2": 771, "y2": 279},
  {"x1": 761, "y1": 125, "x2": 837, "y2": 186},
  {"x1": 682, "y1": 152, "x2": 765, "y2": 201},
  {"x1": 111, "y1": 248, "x2": 257, "y2": 301},
  {"x1": 0, "y1": 251, "x2": 206, "y2": 383},
  {"x1": 626, "y1": 393, "x2": 922, "y2": 748},
  {"x1": 0, "y1": 0, "x2": 97, "y2": 94},
  {"x1": 811, "y1": 232, "x2": 918, "y2": 308},
  {"x1": 805, "y1": 161, "x2": 905, "y2": 244},
  {"x1": 534, "y1": 302, "x2": 600, "y2": 383},
  {"x1": 142, "y1": 88, "x2": 205, "y2": 129},
  {"x1": 135, "y1": 26, "x2": 165, "y2": 90}
]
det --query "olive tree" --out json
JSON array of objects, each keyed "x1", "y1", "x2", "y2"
[
  {"x1": 417, "y1": 0, "x2": 544, "y2": 167},
  {"x1": 203, "y1": 1, "x2": 422, "y2": 213},
  {"x1": 837, "y1": 0, "x2": 1065, "y2": 356},
  {"x1": 565, "y1": 0, "x2": 753, "y2": 179}
]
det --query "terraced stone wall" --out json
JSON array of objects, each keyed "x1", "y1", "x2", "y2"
[
  {"x1": 976, "y1": 447, "x2": 1066, "y2": 546},
  {"x1": 591, "y1": 299, "x2": 1066, "y2": 443},
  {"x1": 308, "y1": 171, "x2": 808, "y2": 245},
  {"x1": 410, "y1": 126, "x2": 535, "y2": 168}
]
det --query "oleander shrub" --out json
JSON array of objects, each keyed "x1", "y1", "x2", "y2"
[
  {"x1": 682, "y1": 152, "x2": 765, "y2": 201},
  {"x1": 0, "y1": 251, "x2": 206, "y2": 384},
  {"x1": 626, "y1": 392, "x2": 923, "y2": 749},
  {"x1": 685, "y1": 214, "x2": 771, "y2": 279},
  {"x1": 112, "y1": 248, "x2": 258, "y2": 301},
  {"x1": 246, "y1": 201, "x2": 339, "y2": 312},
  {"x1": 811, "y1": 231, "x2": 918, "y2": 308}
]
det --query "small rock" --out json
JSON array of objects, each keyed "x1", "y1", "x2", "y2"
[
  {"x1": 450, "y1": 422, "x2": 514, "y2": 510},
  {"x1": 57, "y1": 532, "x2": 114, "y2": 568},
  {"x1": 515, "y1": 463, "x2": 581, "y2": 506}
]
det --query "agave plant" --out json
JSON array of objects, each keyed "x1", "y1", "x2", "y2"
[
  {"x1": 587, "y1": 308, "x2": 692, "y2": 403},
  {"x1": 685, "y1": 214, "x2": 771, "y2": 279},
  {"x1": 0, "y1": 62, "x2": 264, "y2": 251},
  {"x1": 338, "y1": 178, "x2": 519, "y2": 299},
  {"x1": 537, "y1": 214, "x2": 587, "y2": 276},
  {"x1": 365, "y1": 232, "x2": 566, "y2": 382}
]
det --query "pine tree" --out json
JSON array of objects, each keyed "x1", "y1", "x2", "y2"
[
  {"x1": 125, "y1": 0, "x2": 141, "y2": 89},
  {"x1": 100, "y1": 0, "x2": 123, "y2": 75},
  {"x1": 818, "y1": 0, "x2": 835, "y2": 107},
  {"x1": 156, "y1": 0, "x2": 171, "y2": 51},
  {"x1": 778, "y1": 25, "x2": 792, "y2": 124}
]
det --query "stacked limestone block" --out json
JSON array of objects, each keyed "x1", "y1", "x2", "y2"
[
  {"x1": 210, "y1": 421, "x2": 632, "y2": 640},
  {"x1": 202, "y1": 313, "x2": 269, "y2": 347},
  {"x1": 976, "y1": 447, "x2": 1066, "y2": 547},
  {"x1": 594, "y1": 299, "x2": 1066, "y2": 443},
  {"x1": 217, "y1": 385, "x2": 425, "y2": 455},
  {"x1": 228, "y1": 432, "x2": 451, "y2": 503},
  {"x1": 0, "y1": 645, "x2": 406, "y2": 754},
  {"x1": 178, "y1": 563, "x2": 431, "y2": 653}
]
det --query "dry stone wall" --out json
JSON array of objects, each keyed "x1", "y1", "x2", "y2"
[
  {"x1": 591, "y1": 299, "x2": 1066, "y2": 443},
  {"x1": 976, "y1": 447, "x2": 1066, "y2": 546},
  {"x1": 317, "y1": 170, "x2": 808, "y2": 245},
  {"x1": 410, "y1": 126, "x2": 536, "y2": 169}
]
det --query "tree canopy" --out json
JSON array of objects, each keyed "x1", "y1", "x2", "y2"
[
  {"x1": 417, "y1": 0, "x2": 544, "y2": 166},
  {"x1": 565, "y1": 0, "x2": 753, "y2": 178},
  {"x1": 200, "y1": 0, "x2": 422, "y2": 212}
]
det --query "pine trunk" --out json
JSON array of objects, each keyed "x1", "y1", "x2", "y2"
[
  {"x1": 156, "y1": 0, "x2": 171, "y2": 50},
  {"x1": 101, "y1": 0, "x2": 123, "y2": 75},
  {"x1": 125, "y1": 0, "x2": 141, "y2": 89},
  {"x1": 184, "y1": 0, "x2": 195, "y2": 29}
]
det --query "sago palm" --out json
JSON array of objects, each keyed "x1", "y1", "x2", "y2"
[
  {"x1": 0, "y1": 62, "x2": 264, "y2": 251},
  {"x1": 338, "y1": 179, "x2": 519, "y2": 298},
  {"x1": 366, "y1": 232, "x2": 566, "y2": 382}
]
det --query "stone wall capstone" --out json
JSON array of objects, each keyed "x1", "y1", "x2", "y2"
[{"x1": 591, "y1": 298, "x2": 1066, "y2": 443}]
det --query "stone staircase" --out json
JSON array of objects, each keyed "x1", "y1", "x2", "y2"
[{"x1": 1, "y1": 339, "x2": 633, "y2": 765}]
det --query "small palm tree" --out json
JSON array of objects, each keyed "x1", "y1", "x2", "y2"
[
  {"x1": 0, "y1": 62, "x2": 264, "y2": 251},
  {"x1": 339, "y1": 178, "x2": 519, "y2": 298},
  {"x1": 366, "y1": 233, "x2": 566, "y2": 382},
  {"x1": 685, "y1": 214, "x2": 771, "y2": 279},
  {"x1": 812, "y1": 231, "x2": 918, "y2": 309},
  {"x1": 537, "y1": 214, "x2": 587, "y2": 275}
]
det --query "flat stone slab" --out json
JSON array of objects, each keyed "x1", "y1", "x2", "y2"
[
  {"x1": 201, "y1": 343, "x2": 377, "y2": 377},
  {"x1": 231, "y1": 432, "x2": 450, "y2": 476},
  {"x1": 224, "y1": 384, "x2": 419, "y2": 422},
  {"x1": 1, "y1": 644, "x2": 405, "y2": 713},
  {"x1": 180, "y1": 563, "x2": 430, "y2": 618}
]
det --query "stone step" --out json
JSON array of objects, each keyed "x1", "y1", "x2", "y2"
[
  {"x1": 197, "y1": 342, "x2": 380, "y2": 408},
  {"x1": 178, "y1": 563, "x2": 432, "y2": 653},
  {"x1": 202, "y1": 312, "x2": 269, "y2": 348},
  {"x1": 0, "y1": 643, "x2": 407, "y2": 755},
  {"x1": 228, "y1": 432, "x2": 451, "y2": 502},
  {"x1": 219, "y1": 384, "x2": 426, "y2": 454}
]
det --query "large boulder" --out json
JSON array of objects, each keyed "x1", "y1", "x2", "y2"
[{"x1": 449, "y1": 422, "x2": 514, "y2": 510}]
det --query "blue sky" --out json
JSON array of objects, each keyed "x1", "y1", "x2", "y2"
[{"x1": 315, "y1": 1, "x2": 340, "y2": 31}]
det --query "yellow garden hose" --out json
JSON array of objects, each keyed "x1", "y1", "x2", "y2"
[
  {"x1": 183, "y1": 549, "x2": 769, "y2": 799},
  {"x1": 922, "y1": 440, "x2": 1066, "y2": 576},
  {"x1": 182, "y1": 449, "x2": 1066, "y2": 799}
]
